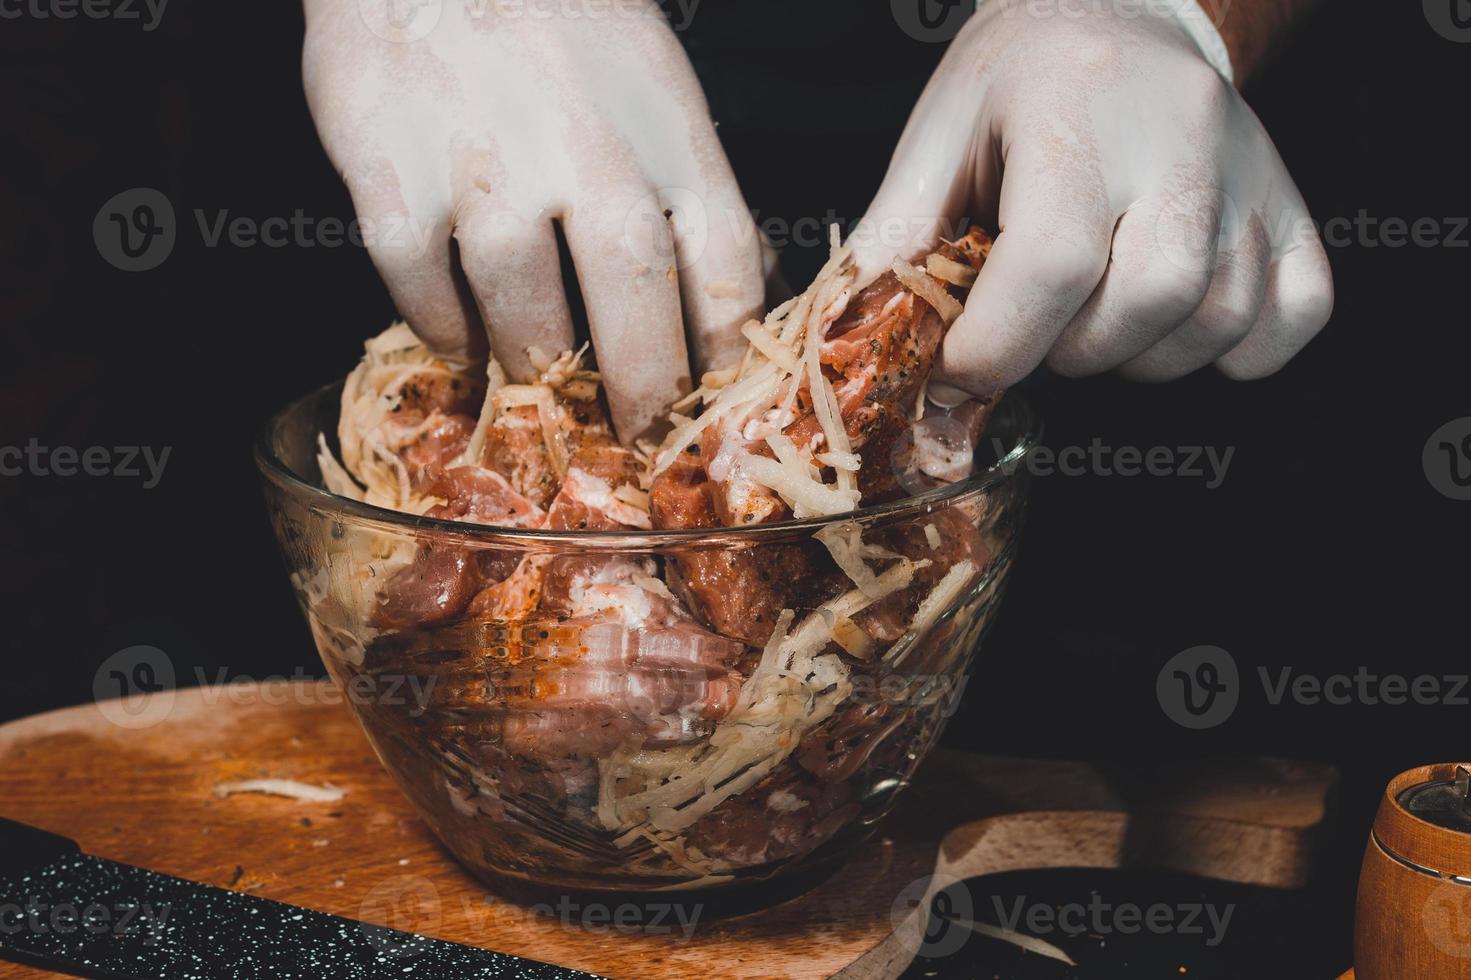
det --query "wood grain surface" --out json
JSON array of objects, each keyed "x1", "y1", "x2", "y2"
[{"x1": 0, "y1": 681, "x2": 1336, "y2": 979}]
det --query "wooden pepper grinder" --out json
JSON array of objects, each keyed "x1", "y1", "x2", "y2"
[{"x1": 1356, "y1": 763, "x2": 1471, "y2": 977}]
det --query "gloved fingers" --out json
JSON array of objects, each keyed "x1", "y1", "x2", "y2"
[
  {"x1": 1193, "y1": 136, "x2": 1335, "y2": 378},
  {"x1": 454, "y1": 197, "x2": 575, "y2": 384},
  {"x1": 847, "y1": 171, "x2": 972, "y2": 290},
  {"x1": 1215, "y1": 226, "x2": 1334, "y2": 379},
  {"x1": 846, "y1": 77, "x2": 979, "y2": 287},
  {"x1": 1118, "y1": 211, "x2": 1273, "y2": 381},
  {"x1": 348, "y1": 179, "x2": 483, "y2": 361},
  {"x1": 563, "y1": 181, "x2": 690, "y2": 443},
  {"x1": 1046, "y1": 184, "x2": 1224, "y2": 377},
  {"x1": 660, "y1": 172, "x2": 765, "y2": 377},
  {"x1": 936, "y1": 142, "x2": 1114, "y2": 396}
]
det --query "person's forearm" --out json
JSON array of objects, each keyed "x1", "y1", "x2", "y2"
[{"x1": 1200, "y1": 0, "x2": 1322, "y2": 83}]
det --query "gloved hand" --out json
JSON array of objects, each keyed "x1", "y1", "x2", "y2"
[
  {"x1": 849, "y1": 1, "x2": 1334, "y2": 392},
  {"x1": 302, "y1": 0, "x2": 764, "y2": 440}
]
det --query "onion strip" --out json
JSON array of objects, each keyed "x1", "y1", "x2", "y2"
[{"x1": 894, "y1": 258, "x2": 963, "y2": 325}]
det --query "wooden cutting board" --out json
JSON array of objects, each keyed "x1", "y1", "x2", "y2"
[{"x1": 0, "y1": 680, "x2": 1335, "y2": 979}]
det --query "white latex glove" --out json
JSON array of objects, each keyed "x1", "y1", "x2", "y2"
[
  {"x1": 302, "y1": 0, "x2": 764, "y2": 440},
  {"x1": 850, "y1": 1, "x2": 1334, "y2": 392}
]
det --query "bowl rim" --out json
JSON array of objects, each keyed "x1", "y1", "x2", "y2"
[{"x1": 254, "y1": 381, "x2": 1040, "y2": 546}]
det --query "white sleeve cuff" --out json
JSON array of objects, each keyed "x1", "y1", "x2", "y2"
[
  {"x1": 1165, "y1": 0, "x2": 1235, "y2": 84},
  {"x1": 970, "y1": 0, "x2": 1235, "y2": 85}
]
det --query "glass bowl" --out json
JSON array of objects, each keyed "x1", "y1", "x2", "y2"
[{"x1": 255, "y1": 382, "x2": 1036, "y2": 900}]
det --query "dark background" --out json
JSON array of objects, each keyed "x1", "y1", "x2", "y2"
[{"x1": 2, "y1": 1, "x2": 1467, "y2": 975}]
